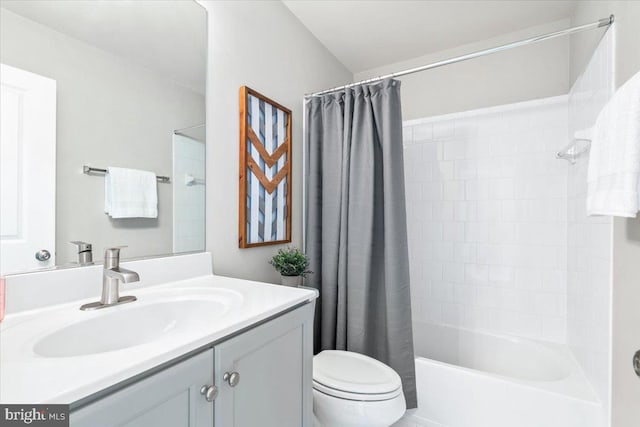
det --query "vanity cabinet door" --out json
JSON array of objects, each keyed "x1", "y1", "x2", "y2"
[
  {"x1": 71, "y1": 349, "x2": 214, "y2": 427},
  {"x1": 214, "y1": 303, "x2": 314, "y2": 427}
]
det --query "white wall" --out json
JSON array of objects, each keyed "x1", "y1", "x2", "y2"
[
  {"x1": 570, "y1": 3, "x2": 640, "y2": 426},
  {"x1": 202, "y1": 0, "x2": 352, "y2": 283},
  {"x1": 403, "y1": 96, "x2": 569, "y2": 342},
  {"x1": 566, "y1": 28, "x2": 614, "y2": 423},
  {"x1": 0, "y1": 8, "x2": 205, "y2": 265},
  {"x1": 356, "y1": 20, "x2": 571, "y2": 120}
]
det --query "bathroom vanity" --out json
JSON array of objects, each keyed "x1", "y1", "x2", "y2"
[
  {"x1": 0, "y1": 253, "x2": 317, "y2": 427},
  {"x1": 71, "y1": 303, "x2": 313, "y2": 427}
]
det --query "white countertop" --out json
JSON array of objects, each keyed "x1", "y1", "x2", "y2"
[{"x1": 0, "y1": 274, "x2": 317, "y2": 404}]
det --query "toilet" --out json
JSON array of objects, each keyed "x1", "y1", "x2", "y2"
[{"x1": 312, "y1": 350, "x2": 406, "y2": 427}]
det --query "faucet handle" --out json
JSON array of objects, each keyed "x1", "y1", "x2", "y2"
[
  {"x1": 71, "y1": 241, "x2": 93, "y2": 265},
  {"x1": 104, "y1": 246, "x2": 128, "y2": 262},
  {"x1": 104, "y1": 246, "x2": 128, "y2": 269},
  {"x1": 70, "y1": 241, "x2": 92, "y2": 252}
]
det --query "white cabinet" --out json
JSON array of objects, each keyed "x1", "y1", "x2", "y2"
[
  {"x1": 70, "y1": 303, "x2": 314, "y2": 427},
  {"x1": 71, "y1": 349, "x2": 214, "y2": 427}
]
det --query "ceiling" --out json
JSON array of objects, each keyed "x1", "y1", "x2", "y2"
[
  {"x1": 1, "y1": 0, "x2": 207, "y2": 94},
  {"x1": 283, "y1": 0, "x2": 578, "y2": 74}
]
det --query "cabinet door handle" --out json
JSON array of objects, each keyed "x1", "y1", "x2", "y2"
[
  {"x1": 200, "y1": 385, "x2": 218, "y2": 402},
  {"x1": 223, "y1": 371, "x2": 240, "y2": 387}
]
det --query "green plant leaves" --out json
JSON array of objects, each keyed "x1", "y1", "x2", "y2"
[{"x1": 269, "y1": 247, "x2": 312, "y2": 277}]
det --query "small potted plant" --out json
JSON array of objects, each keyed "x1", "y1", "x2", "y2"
[{"x1": 269, "y1": 247, "x2": 311, "y2": 287}]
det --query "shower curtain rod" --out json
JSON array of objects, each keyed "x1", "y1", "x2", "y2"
[{"x1": 304, "y1": 15, "x2": 614, "y2": 98}]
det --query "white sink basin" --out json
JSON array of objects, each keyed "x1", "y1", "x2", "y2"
[
  {"x1": 33, "y1": 299, "x2": 227, "y2": 357},
  {"x1": 0, "y1": 286, "x2": 245, "y2": 359}
]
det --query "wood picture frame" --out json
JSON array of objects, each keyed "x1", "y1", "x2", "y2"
[{"x1": 239, "y1": 86, "x2": 292, "y2": 248}]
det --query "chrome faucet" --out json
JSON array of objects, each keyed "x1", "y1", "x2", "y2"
[{"x1": 80, "y1": 247, "x2": 139, "y2": 311}]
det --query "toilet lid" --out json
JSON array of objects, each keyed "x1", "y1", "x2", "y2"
[{"x1": 313, "y1": 350, "x2": 402, "y2": 396}]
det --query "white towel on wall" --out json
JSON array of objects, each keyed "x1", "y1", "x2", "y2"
[
  {"x1": 104, "y1": 167, "x2": 158, "y2": 218},
  {"x1": 587, "y1": 70, "x2": 640, "y2": 217}
]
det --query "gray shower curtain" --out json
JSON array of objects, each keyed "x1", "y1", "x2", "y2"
[{"x1": 304, "y1": 79, "x2": 417, "y2": 408}]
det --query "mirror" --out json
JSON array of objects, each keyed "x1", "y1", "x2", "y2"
[{"x1": 0, "y1": 1, "x2": 207, "y2": 275}]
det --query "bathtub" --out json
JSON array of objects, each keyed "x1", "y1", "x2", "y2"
[{"x1": 398, "y1": 322, "x2": 604, "y2": 427}]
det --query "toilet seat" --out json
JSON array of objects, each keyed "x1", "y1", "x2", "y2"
[
  {"x1": 313, "y1": 350, "x2": 403, "y2": 401},
  {"x1": 313, "y1": 380, "x2": 402, "y2": 401}
]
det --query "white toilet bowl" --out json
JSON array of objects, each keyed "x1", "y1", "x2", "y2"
[{"x1": 312, "y1": 350, "x2": 406, "y2": 427}]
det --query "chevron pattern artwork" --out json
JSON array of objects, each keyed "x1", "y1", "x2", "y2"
[{"x1": 239, "y1": 86, "x2": 292, "y2": 248}]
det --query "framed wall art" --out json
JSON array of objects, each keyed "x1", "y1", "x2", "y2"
[{"x1": 239, "y1": 86, "x2": 292, "y2": 248}]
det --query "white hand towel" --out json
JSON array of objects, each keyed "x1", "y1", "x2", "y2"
[
  {"x1": 587, "y1": 70, "x2": 640, "y2": 217},
  {"x1": 104, "y1": 167, "x2": 158, "y2": 218}
]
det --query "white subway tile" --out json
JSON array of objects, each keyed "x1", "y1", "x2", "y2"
[
  {"x1": 542, "y1": 316, "x2": 566, "y2": 343},
  {"x1": 433, "y1": 281, "x2": 454, "y2": 302},
  {"x1": 488, "y1": 178, "x2": 515, "y2": 200},
  {"x1": 432, "y1": 242, "x2": 454, "y2": 261},
  {"x1": 424, "y1": 262, "x2": 443, "y2": 281},
  {"x1": 422, "y1": 222, "x2": 443, "y2": 242},
  {"x1": 476, "y1": 200, "x2": 501, "y2": 221},
  {"x1": 465, "y1": 180, "x2": 489, "y2": 201},
  {"x1": 465, "y1": 222, "x2": 489, "y2": 242},
  {"x1": 477, "y1": 286, "x2": 501, "y2": 308},
  {"x1": 534, "y1": 292, "x2": 563, "y2": 316},
  {"x1": 464, "y1": 306, "x2": 492, "y2": 330},
  {"x1": 433, "y1": 120, "x2": 456, "y2": 139},
  {"x1": 542, "y1": 269, "x2": 567, "y2": 294},
  {"x1": 443, "y1": 221, "x2": 465, "y2": 242},
  {"x1": 465, "y1": 263, "x2": 489, "y2": 285},
  {"x1": 501, "y1": 200, "x2": 519, "y2": 221},
  {"x1": 476, "y1": 243, "x2": 504, "y2": 265},
  {"x1": 454, "y1": 242, "x2": 476, "y2": 263},
  {"x1": 432, "y1": 201, "x2": 454, "y2": 221},
  {"x1": 432, "y1": 160, "x2": 455, "y2": 181},
  {"x1": 443, "y1": 139, "x2": 466, "y2": 160},
  {"x1": 422, "y1": 182, "x2": 443, "y2": 200},
  {"x1": 403, "y1": 126, "x2": 414, "y2": 144},
  {"x1": 453, "y1": 285, "x2": 477, "y2": 305},
  {"x1": 441, "y1": 302, "x2": 464, "y2": 326},
  {"x1": 443, "y1": 262, "x2": 465, "y2": 283},
  {"x1": 443, "y1": 181, "x2": 465, "y2": 201},
  {"x1": 489, "y1": 222, "x2": 516, "y2": 244},
  {"x1": 515, "y1": 268, "x2": 542, "y2": 290},
  {"x1": 421, "y1": 140, "x2": 441, "y2": 161},
  {"x1": 422, "y1": 300, "x2": 443, "y2": 324},
  {"x1": 410, "y1": 296, "x2": 423, "y2": 320},
  {"x1": 413, "y1": 122, "x2": 433, "y2": 142},
  {"x1": 454, "y1": 159, "x2": 477, "y2": 179},
  {"x1": 454, "y1": 201, "x2": 477, "y2": 222},
  {"x1": 489, "y1": 265, "x2": 514, "y2": 285}
]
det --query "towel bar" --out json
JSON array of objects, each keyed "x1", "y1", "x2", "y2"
[{"x1": 83, "y1": 165, "x2": 171, "y2": 183}]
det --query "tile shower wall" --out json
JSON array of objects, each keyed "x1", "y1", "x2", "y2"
[
  {"x1": 173, "y1": 134, "x2": 206, "y2": 253},
  {"x1": 403, "y1": 96, "x2": 569, "y2": 343},
  {"x1": 567, "y1": 28, "x2": 614, "y2": 420}
]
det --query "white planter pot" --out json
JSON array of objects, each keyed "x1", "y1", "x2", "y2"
[{"x1": 280, "y1": 275, "x2": 301, "y2": 287}]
